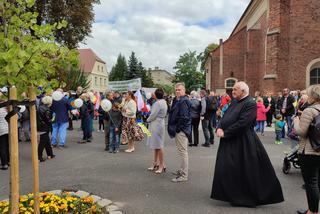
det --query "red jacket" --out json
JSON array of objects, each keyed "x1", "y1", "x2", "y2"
[
  {"x1": 220, "y1": 95, "x2": 231, "y2": 108},
  {"x1": 256, "y1": 102, "x2": 270, "y2": 121}
]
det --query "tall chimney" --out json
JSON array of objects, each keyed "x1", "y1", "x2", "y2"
[{"x1": 219, "y1": 39, "x2": 223, "y2": 75}]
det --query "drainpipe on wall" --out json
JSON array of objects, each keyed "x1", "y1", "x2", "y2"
[{"x1": 219, "y1": 39, "x2": 223, "y2": 76}]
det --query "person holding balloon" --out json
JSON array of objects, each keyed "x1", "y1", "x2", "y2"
[
  {"x1": 51, "y1": 89, "x2": 71, "y2": 148},
  {"x1": 121, "y1": 91, "x2": 138, "y2": 153},
  {"x1": 79, "y1": 93, "x2": 94, "y2": 143}
]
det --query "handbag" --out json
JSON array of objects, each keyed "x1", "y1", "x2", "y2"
[{"x1": 308, "y1": 108, "x2": 320, "y2": 152}]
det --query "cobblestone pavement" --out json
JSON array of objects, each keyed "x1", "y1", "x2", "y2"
[{"x1": 0, "y1": 121, "x2": 306, "y2": 214}]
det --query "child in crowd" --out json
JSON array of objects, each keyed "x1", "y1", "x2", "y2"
[
  {"x1": 98, "y1": 105, "x2": 105, "y2": 132},
  {"x1": 107, "y1": 103, "x2": 123, "y2": 153},
  {"x1": 256, "y1": 97, "x2": 270, "y2": 136},
  {"x1": 273, "y1": 114, "x2": 285, "y2": 145}
]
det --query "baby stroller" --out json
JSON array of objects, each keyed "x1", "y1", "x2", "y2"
[{"x1": 282, "y1": 146, "x2": 300, "y2": 174}]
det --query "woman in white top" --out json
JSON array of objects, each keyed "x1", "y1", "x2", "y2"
[{"x1": 121, "y1": 91, "x2": 137, "y2": 152}]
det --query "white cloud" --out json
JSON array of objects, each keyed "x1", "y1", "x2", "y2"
[{"x1": 80, "y1": 0, "x2": 251, "y2": 73}]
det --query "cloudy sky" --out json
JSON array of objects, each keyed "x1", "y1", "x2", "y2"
[{"x1": 80, "y1": 0, "x2": 251, "y2": 73}]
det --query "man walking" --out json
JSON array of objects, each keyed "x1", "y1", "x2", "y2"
[
  {"x1": 51, "y1": 89, "x2": 71, "y2": 148},
  {"x1": 200, "y1": 90, "x2": 215, "y2": 147},
  {"x1": 278, "y1": 88, "x2": 295, "y2": 136},
  {"x1": 168, "y1": 83, "x2": 191, "y2": 182}
]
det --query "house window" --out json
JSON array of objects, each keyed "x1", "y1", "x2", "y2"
[
  {"x1": 225, "y1": 78, "x2": 237, "y2": 88},
  {"x1": 100, "y1": 78, "x2": 102, "y2": 86},
  {"x1": 104, "y1": 79, "x2": 106, "y2": 86},
  {"x1": 310, "y1": 68, "x2": 320, "y2": 85},
  {"x1": 95, "y1": 77, "x2": 97, "y2": 85},
  {"x1": 102, "y1": 67, "x2": 103, "y2": 72},
  {"x1": 98, "y1": 65, "x2": 100, "y2": 71}
]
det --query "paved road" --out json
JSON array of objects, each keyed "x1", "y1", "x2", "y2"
[{"x1": 0, "y1": 121, "x2": 307, "y2": 213}]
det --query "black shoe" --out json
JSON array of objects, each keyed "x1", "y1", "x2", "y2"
[
  {"x1": 210, "y1": 141, "x2": 214, "y2": 145},
  {"x1": 201, "y1": 143, "x2": 210, "y2": 147},
  {"x1": 86, "y1": 139, "x2": 91, "y2": 143},
  {"x1": 52, "y1": 144, "x2": 57, "y2": 148},
  {"x1": 296, "y1": 209, "x2": 308, "y2": 214},
  {"x1": 105, "y1": 147, "x2": 109, "y2": 151},
  {"x1": 39, "y1": 158, "x2": 46, "y2": 162},
  {"x1": 188, "y1": 144, "x2": 193, "y2": 147},
  {"x1": 59, "y1": 145, "x2": 67, "y2": 148},
  {"x1": 193, "y1": 144, "x2": 198, "y2": 147},
  {"x1": 0, "y1": 165, "x2": 8, "y2": 170}
]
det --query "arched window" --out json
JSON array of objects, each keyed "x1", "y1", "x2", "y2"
[
  {"x1": 225, "y1": 78, "x2": 237, "y2": 89},
  {"x1": 310, "y1": 68, "x2": 320, "y2": 85}
]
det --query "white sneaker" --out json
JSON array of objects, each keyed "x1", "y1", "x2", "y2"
[{"x1": 172, "y1": 175, "x2": 188, "y2": 183}]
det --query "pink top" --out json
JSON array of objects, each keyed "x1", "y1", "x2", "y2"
[{"x1": 256, "y1": 102, "x2": 270, "y2": 121}]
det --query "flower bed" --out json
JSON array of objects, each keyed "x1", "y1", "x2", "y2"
[{"x1": 0, "y1": 192, "x2": 102, "y2": 214}]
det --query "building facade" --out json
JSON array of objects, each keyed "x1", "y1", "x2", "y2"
[
  {"x1": 206, "y1": 0, "x2": 320, "y2": 95},
  {"x1": 78, "y1": 49, "x2": 109, "y2": 93},
  {"x1": 148, "y1": 67, "x2": 174, "y2": 86}
]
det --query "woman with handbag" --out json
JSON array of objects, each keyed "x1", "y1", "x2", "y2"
[
  {"x1": 121, "y1": 91, "x2": 138, "y2": 153},
  {"x1": 146, "y1": 88, "x2": 168, "y2": 173},
  {"x1": 294, "y1": 84, "x2": 320, "y2": 214}
]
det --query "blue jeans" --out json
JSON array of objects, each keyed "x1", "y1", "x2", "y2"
[
  {"x1": 256, "y1": 121, "x2": 265, "y2": 134},
  {"x1": 51, "y1": 122, "x2": 69, "y2": 146},
  {"x1": 286, "y1": 115, "x2": 293, "y2": 135},
  {"x1": 202, "y1": 119, "x2": 214, "y2": 145},
  {"x1": 275, "y1": 130, "x2": 282, "y2": 141},
  {"x1": 109, "y1": 126, "x2": 120, "y2": 151}
]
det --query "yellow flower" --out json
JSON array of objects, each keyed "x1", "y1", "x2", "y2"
[{"x1": 3, "y1": 207, "x2": 8, "y2": 213}]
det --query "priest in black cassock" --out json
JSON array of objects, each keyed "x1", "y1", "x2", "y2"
[{"x1": 211, "y1": 81, "x2": 284, "y2": 207}]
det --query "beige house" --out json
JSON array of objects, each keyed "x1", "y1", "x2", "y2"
[
  {"x1": 148, "y1": 67, "x2": 174, "y2": 86},
  {"x1": 78, "y1": 48, "x2": 108, "y2": 93}
]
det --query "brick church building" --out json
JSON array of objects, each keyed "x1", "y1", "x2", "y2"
[{"x1": 205, "y1": 0, "x2": 320, "y2": 96}]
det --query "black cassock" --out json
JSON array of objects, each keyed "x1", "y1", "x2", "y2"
[{"x1": 211, "y1": 96, "x2": 284, "y2": 206}]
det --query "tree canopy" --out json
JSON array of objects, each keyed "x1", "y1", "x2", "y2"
[
  {"x1": 111, "y1": 52, "x2": 154, "y2": 87},
  {"x1": 109, "y1": 54, "x2": 128, "y2": 81},
  {"x1": 173, "y1": 51, "x2": 204, "y2": 93},
  {"x1": 198, "y1": 43, "x2": 218, "y2": 72},
  {"x1": 0, "y1": 0, "x2": 79, "y2": 94},
  {"x1": 33, "y1": 0, "x2": 100, "y2": 49}
]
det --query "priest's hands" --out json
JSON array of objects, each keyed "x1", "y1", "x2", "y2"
[{"x1": 216, "y1": 128, "x2": 224, "y2": 138}]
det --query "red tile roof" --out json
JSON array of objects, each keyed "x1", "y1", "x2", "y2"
[{"x1": 78, "y1": 49, "x2": 106, "y2": 73}]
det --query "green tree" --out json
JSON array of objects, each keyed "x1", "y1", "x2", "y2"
[
  {"x1": 138, "y1": 62, "x2": 153, "y2": 87},
  {"x1": 173, "y1": 51, "x2": 204, "y2": 93},
  {"x1": 33, "y1": 0, "x2": 100, "y2": 48},
  {"x1": 109, "y1": 54, "x2": 127, "y2": 81},
  {"x1": 154, "y1": 83, "x2": 174, "y2": 95},
  {"x1": 198, "y1": 43, "x2": 218, "y2": 72},
  {"x1": 64, "y1": 68, "x2": 90, "y2": 91},
  {"x1": 126, "y1": 52, "x2": 139, "y2": 80},
  {"x1": 0, "y1": 0, "x2": 78, "y2": 94}
]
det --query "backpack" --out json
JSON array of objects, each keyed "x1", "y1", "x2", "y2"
[
  {"x1": 206, "y1": 96, "x2": 217, "y2": 112},
  {"x1": 308, "y1": 107, "x2": 320, "y2": 152}
]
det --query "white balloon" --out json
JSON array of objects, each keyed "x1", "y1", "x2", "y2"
[
  {"x1": 18, "y1": 105, "x2": 26, "y2": 113},
  {"x1": 101, "y1": 99, "x2": 112, "y2": 112},
  {"x1": 146, "y1": 93, "x2": 152, "y2": 99},
  {"x1": 52, "y1": 91, "x2": 64, "y2": 101},
  {"x1": 74, "y1": 98, "x2": 83, "y2": 108}
]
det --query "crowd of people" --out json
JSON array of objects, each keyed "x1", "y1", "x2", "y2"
[{"x1": 1, "y1": 82, "x2": 320, "y2": 213}]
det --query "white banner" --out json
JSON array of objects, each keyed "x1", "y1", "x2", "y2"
[{"x1": 108, "y1": 78, "x2": 141, "y2": 92}]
